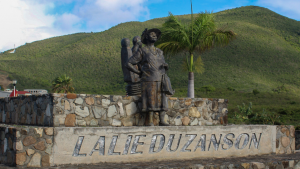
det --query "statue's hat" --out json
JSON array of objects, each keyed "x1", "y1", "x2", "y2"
[{"x1": 141, "y1": 28, "x2": 161, "y2": 44}]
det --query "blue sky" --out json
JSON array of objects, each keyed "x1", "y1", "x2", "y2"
[{"x1": 0, "y1": 0, "x2": 299, "y2": 52}]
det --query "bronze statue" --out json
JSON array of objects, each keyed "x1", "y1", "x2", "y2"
[
  {"x1": 121, "y1": 38, "x2": 141, "y2": 95},
  {"x1": 126, "y1": 28, "x2": 172, "y2": 126}
]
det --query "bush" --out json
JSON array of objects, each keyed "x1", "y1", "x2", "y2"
[
  {"x1": 227, "y1": 87, "x2": 235, "y2": 91},
  {"x1": 253, "y1": 89, "x2": 259, "y2": 95}
]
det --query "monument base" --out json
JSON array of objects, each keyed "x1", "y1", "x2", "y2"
[{"x1": 0, "y1": 125, "x2": 295, "y2": 167}]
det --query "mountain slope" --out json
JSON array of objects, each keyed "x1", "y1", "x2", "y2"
[{"x1": 0, "y1": 6, "x2": 299, "y2": 96}]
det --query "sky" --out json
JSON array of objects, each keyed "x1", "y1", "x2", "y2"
[{"x1": 0, "y1": 0, "x2": 299, "y2": 52}]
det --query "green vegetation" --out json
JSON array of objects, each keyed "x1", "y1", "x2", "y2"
[
  {"x1": 157, "y1": 9, "x2": 236, "y2": 97},
  {"x1": 52, "y1": 74, "x2": 75, "y2": 93},
  {"x1": 0, "y1": 6, "x2": 299, "y2": 125}
]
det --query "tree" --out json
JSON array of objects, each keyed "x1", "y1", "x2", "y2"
[
  {"x1": 156, "y1": 1, "x2": 236, "y2": 98},
  {"x1": 52, "y1": 74, "x2": 75, "y2": 93}
]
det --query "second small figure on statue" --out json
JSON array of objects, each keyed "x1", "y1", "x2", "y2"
[{"x1": 126, "y1": 28, "x2": 174, "y2": 126}]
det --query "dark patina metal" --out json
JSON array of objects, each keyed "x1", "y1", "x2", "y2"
[{"x1": 125, "y1": 28, "x2": 173, "y2": 126}]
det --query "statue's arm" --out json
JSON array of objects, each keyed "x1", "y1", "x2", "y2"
[
  {"x1": 126, "y1": 49, "x2": 142, "y2": 74},
  {"x1": 160, "y1": 49, "x2": 168, "y2": 70}
]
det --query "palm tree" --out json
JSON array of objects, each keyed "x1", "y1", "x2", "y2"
[
  {"x1": 156, "y1": 1, "x2": 236, "y2": 98},
  {"x1": 52, "y1": 74, "x2": 75, "y2": 93}
]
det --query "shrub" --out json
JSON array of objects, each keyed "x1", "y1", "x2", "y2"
[
  {"x1": 227, "y1": 87, "x2": 235, "y2": 91},
  {"x1": 200, "y1": 85, "x2": 216, "y2": 93},
  {"x1": 253, "y1": 89, "x2": 259, "y2": 95}
]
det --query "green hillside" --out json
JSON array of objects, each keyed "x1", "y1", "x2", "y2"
[{"x1": 0, "y1": 6, "x2": 300, "y2": 125}]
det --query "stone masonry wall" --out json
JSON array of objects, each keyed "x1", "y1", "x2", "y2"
[
  {"x1": 0, "y1": 125, "x2": 54, "y2": 167},
  {"x1": 0, "y1": 95, "x2": 53, "y2": 126},
  {"x1": 276, "y1": 125, "x2": 296, "y2": 154},
  {"x1": 52, "y1": 93, "x2": 228, "y2": 127}
]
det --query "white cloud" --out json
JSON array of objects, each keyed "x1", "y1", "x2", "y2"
[
  {"x1": 256, "y1": 0, "x2": 300, "y2": 20},
  {"x1": 0, "y1": 0, "x2": 150, "y2": 52}
]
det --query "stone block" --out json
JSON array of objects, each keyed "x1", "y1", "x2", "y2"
[
  {"x1": 34, "y1": 141, "x2": 46, "y2": 151},
  {"x1": 90, "y1": 119, "x2": 98, "y2": 126},
  {"x1": 102, "y1": 99, "x2": 110, "y2": 107},
  {"x1": 85, "y1": 97, "x2": 94, "y2": 105},
  {"x1": 34, "y1": 128, "x2": 43, "y2": 137},
  {"x1": 75, "y1": 106, "x2": 89, "y2": 117},
  {"x1": 27, "y1": 153, "x2": 41, "y2": 167},
  {"x1": 64, "y1": 100, "x2": 70, "y2": 110},
  {"x1": 23, "y1": 136, "x2": 36, "y2": 146},
  {"x1": 75, "y1": 98, "x2": 83, "y2": 104},
  {"x1": 252, "y1": 162, "x2": 265, "y2": 169},
  {"x1": 66, "y1": 93, "x2": 77, "y2": 99},
  {"x1": 77, "y1": 119, "x2": 86, "y2": 126},
  {"x1": 107, "y1": 105, "x2": 117, "y2": 118},
  {"x1": 112, "y1": 119, "x2": 121, "y2": 126},
  {"x1": 46, "y1": 139, "x2": 52, "y2": 144},
  {"x1": 16, "y1": 152, "x2": 26, "y2": 166},
  {"x1": 44, "y1": 128, "x2": 54, "y2": 136},
  {"x1": 26, "y1": 149, "x2": 35, "y2": 156},
  {"x1": 190, "y1": 118, "x2": 198, "y2": 126},
  {"x1": 92, "y1": 106, "x2": 105, "y2": 119},
  {"x1": 185, "y1": 99, "x2": 192, "y2": 106},
  {"x1": 125, "y1": 102, "x2": 137, "y2": 116},
  {"x1": 16, "y1": 140, "x2": 23, "y2": 151},
  {"x1": 181, "y1": 116, "x2": 190, "y2": 126},
  {"x1": 194, "y1": 100, "x2": 205, "y2": 107},
  {"x1": 122, "y1": 116, "x2": 135, "y2": 126},
  {"x1": 188, "y1": 107, "x2": 201, "y2": 118},
  {"x1": 174, "y1": 116, "x2": 182, "y2": 125},
  {"x1": 42, "y1": 155, "x2": 50, "y2": 167},
  {"x1": 65, "y1": 114, "x2": 76, "y2": 127},
  {"x1": 281, "y1": 137, "x2": 290, "y2": 148}
]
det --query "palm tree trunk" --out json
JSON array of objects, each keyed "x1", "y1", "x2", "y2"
[{"x1": 187, "y1": 72, "x2": 194, "y2": 98}]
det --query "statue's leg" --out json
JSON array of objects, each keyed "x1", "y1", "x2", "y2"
[
  {"x1": 148, "y1": 111, "x2": 154, "y2": 126},
  {"x1": 159, "y1": 111, "x2": 170, "y2": 126}
]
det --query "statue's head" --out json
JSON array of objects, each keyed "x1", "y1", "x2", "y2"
[
  {"x1": 121, "y1": 38, "x2": 130, "y2": 47},
  {"x1": 132, "y1": 36, "x2": 141, "y2": 45},
  {"x1": 141, "y1": 28, "x2": 161, "y2": 44}
]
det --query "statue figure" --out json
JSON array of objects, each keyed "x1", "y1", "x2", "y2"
[
  {"x1": 126, "y1": 28, "x2": 172, "y2": 126},
  {"x1": 121, "y1": 38, "x2": 141, "y2": 95}
]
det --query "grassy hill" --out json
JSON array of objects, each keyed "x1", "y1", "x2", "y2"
[{"x1": 0, "y1": 6, "x2": 300, "y2": 125}]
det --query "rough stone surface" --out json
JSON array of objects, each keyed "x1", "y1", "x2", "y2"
[
  {"x1": 122, "y1": 117, "x2": 135, "y2": 126},
  {"x1": 174, "y1": 116, "x2": 182, "y2": 125},
  {"x1": 102, "y1": 99, "x2": 110, "y2": 107},
  {"x1": 34, "y1": 141, "x2": 46, "y2": 151},
  {"x1": 45, "y1": 144, "x2": 52, "y2": 154},
  {"x1": 281, "y1": 137, "x2": 290, "y2": 148},
  {"x1": 26, "y1": 149, "x2": 35, "y2": 156},
  {"x1": 16, "y1": 140, "x2": 23, "y2": 151},
  {"x1": 16, "y1": 152, "x2": 26, "y2": 165},
  {"x1": 188, "y1": 107, "x2": 201, "y2": 118},
  {"x1": 126, "y1": 102, "x2": 137, "y2": 116},
  {"x1": 90, "y1": 119, "x2": 98, "y2": 126},
  {"x1": 107, "y1": 105, "x2": 117, "y2": 118},
  {"x1": 190, "y1": 118, "x2": 198, "y2": 126},
  {"x1": 65, "y1": 114, "x2": 76, "y2": 127},
  {"x1": 252, "y1": 162, "x2": 265, "y2": 169},
  {"x1": 112, "y1": 119, "x2": 121, "y2": 126},
  {"x1": 75, "y1": 106, "x2": 89, "y2": 117},
  {"x1": 185, "y1": 99, "x2": 192, "y2": 106},
  {"x1": 42, "y1": 155, "x2": 50, "y2": 167},
  {"x1": 93, "y1": 106, "x2": 105, "y2": 119},
  {"x1": 295, "y1": 161, "x2": 300, "y2": 169},
  {"x1": 241, "y1": 163, "x2": 250, "y2": 169},
  {"x1": 66, "y1": 93, "x2": 77, "y2": 99},
  {"x1": 64, "y1": 100, "x2": 70, "y2": 110},
  {"x1": 46, "y1": 139, "x2": 52, "y2": 144},
  {"x1": 75, "y1": 98, "x2": 83, "y2": 104},
  {"x1": 44, "y1": 128, "x2": 54, "y2": 135},
  {"x1": 23, "y1": 136, "x2": 36, "y2": 146},
  {"x1": 27, "y1": 153, "x2": 41, "y2": 167},
  {"x1": 181, "y1": 116, "x2": 190, "y2": 126},
  {"x1": 34, "y1": 128, "x2": 43, "y2": 137},
  {"x1": 77, "y1": 119, "x2": 87, "y2": 126},
  {"x1": 290, "y1": 126, "x2": 295, "y2": 137},
  {"x1": 85, "y1": 97, "x2": 94, "y2": 105},
  {"x1": 195, "y1": 100, "x2": 205, "y2": 107}
]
